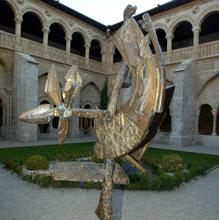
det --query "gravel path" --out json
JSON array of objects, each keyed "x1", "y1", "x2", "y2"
[{"x1": 0, "y1": 166, "x2": 219, "y2": 220}]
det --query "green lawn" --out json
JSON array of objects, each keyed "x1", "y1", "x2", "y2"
[
  {"x1": 0, "y1": 142, "x2": 94, "y2": 165},
  {"x1": 144, "y1": 148, "x2": 219, "y2": 171},
  {"x1": 1, "y1": 143, "x2": 219, "y2": 190},
  {"x1": 0, "y1": 143, "x2": 219, "y2": 170}
]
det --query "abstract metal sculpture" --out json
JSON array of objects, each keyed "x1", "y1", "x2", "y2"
[{"x1": 19, "y1": 5, "x2": 174, "y2": 220}]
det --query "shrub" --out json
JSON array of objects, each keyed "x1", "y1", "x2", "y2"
[
  {"x1": 91, "y1": 154, "x2": 103, "y2": 163},
  {"x1": 151, "y1": 176, "x2": 162, "y2": 190},
  {"x1": 143, "y1": 156, "x2": 157, "y2": 167},
  {"x1": 4, "y1": 160, "x2": 17, "y2": 170},
  {"x1": 25, "y1": 155, "x2": 49, "y2": 170},
  {"x1": 189, "y1": 162, "x2": 207, "y2": 178},
  {"x1": 161, "y1": 154, "x2": 183, "y2": 173},
  {"x1": 159, "y1": 174, "x2": 177, "y2": 190},
  {"x1": 175, "y1": 170, "x2": 184, "y2": 186}
]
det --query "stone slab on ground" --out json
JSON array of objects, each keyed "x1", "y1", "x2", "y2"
[{"x1": 0, "y1": 166, "x2": 219, "y2": 220}]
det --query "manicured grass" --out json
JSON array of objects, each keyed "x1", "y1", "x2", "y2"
[
  {"x1": 1, "y1": 143, "x2": 219, "y2": 190},
  {"x1": 145, "y1": 148, "x2": 219, "y2": 171},
  {"x1": 0, "y1": 143, "x2": 219, "y2": 170},
  {"x1": 0, "y1": 142, "x2": 94, "y2": 165}
]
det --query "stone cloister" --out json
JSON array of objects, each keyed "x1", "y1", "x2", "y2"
[{"x1": 0, "y1": 0, "x2": 218, "y2": 147}]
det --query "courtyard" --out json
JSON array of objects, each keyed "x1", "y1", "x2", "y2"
[
  {"x1": 0, "y1": 163, "x2": 219, "y2": 220},
  {"x1": 0, "y1": 0, "x2": 219, "y2": 219}
]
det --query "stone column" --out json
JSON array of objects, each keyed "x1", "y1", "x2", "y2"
[
  {"x1": 192, "y1": 26, "x2": 200, "y2": 59},
  {"x1": 14, "y1": 52, "x2": 39, "y2": 142},
  {"x1": 66, "y1": 35, "x2": 72, "y2": 54},
  {"x1": 68, "y1": 96, "x2": 80, "y2": 138},
  {"x1": 212, "y1": 109, "x2": 217, "y2": 136},
  {"x1": 104, "y1": 40, "x2": 114, "y2": 75},
  {"x1": 43, "y1": 27, "x2": 49, "y2": 54},
  {"x1": 15, "y1": 16, "x2": 23, "y2": 44},
  {"x1": 166, "y1": 34, "x2": 173, "y2": 64},
  {"x1": 170, "y1": 59, "x2": 196, "y2": 147},
  {"x1": 101, "y1": 44, "x2": 107, "y2": 64},
  {"x1": 66, "y1": 35, "x2": 72, "y2": 64},
  {"x1": 85, "y1": 42, "x2": 90, "y2": 65},
  {"x1": 195, "y1": 110, "x2": 200, "y2": 135}
]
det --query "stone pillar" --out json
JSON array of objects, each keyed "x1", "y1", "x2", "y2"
[
  {"x1": 15, "y1": 16, "x2": 23, "y2": 44},
  {"x1": 43, "y1": 27, "x2": 49, "y2": 54},
  {"x1": 195, "y1": 110, "x2": 200, "y2": 135},
  {"x1": 192, "y1": 27, "x2": 200, "y2": 59},
  {"x1": 66, "y1": 35, "x2": 72, "y2": 54},
  {"x1": 68, "y1": 96, "x2": 80, "y2": 138},
  {"x1": 104, "y1": 40, "x2": 114, "y2": 74},
  {"x1": 166, "y1": 34, "x2": 173, "y2": 64},
  {"x1": 212, "y1": 109, "x2": 217, "y2": 136},
  {"x1": 85, "y1": 43, "x2": 90, "y2": 65},
  {"x1": 14, "y1": 52, "x2": 38, "y2": 142},
  {"x1": 170, "y1": 59, "x2": 196, "y2": 147},
  {"x1": 66, "y1": 35, "x2": 72, "y2": 64},
  {"x1": 101, "y1": 44, "x2": 107, "y2": 64}
]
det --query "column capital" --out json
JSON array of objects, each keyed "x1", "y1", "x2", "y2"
[
  {"x1": 166, "y1": 33, "x2": 173, "y2": 40},
  {"x1": 192, "y1": 26, "x2": 201, "y2": 33},
  {"x1": 212, "y1": 110, "x2": 217, "y2": 116},
  {"x1": 84, "y1": 42, "x2": 91, "y2": 48},
  {"x1": 14, "y1": 16, "x2": 23, "y2": 24},
  {"x1": 65, "y1": 35, "x2": 72, "y2": 41},
  {"x1": 101, "y1": 46, "x2": 107, "y2": 54},
  {"x1": 42, "y1": 27, "x2": 50, "y2": 33}
]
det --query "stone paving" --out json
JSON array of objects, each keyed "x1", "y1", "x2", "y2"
[{"x1": 0, "y1": 165, "x2": 219, "y2": 220}]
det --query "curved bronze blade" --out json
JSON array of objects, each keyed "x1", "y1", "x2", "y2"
[
  {"x1": 45, "y1": 64, "x2": 63, "y2": 106},
  {"x1": 58, "y1": 118, "x2": 69, "y2": 145},
  {"x1": 19, "y1": 104, "x2": 54, "y2": 124},
  {"x1": 63, "y1": 65, "x2": 82, "y2": 107}
]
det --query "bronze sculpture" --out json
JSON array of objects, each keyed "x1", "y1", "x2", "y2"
[{"x1": 19, "y1": 5, "x2": 174, "y2": 220}]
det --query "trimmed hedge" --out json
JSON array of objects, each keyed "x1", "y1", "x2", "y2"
[{"x1": 25, "y1": 155, "x2": 49, "y2": 170}]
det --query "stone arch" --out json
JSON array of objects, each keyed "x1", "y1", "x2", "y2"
[
  {"x1": 170, "y1": 16, "x2": 194, "y2": 33},
  {"x1": 38, "y1": 73, "x2": 49, "y2": 102},
  {"x1": 0, "y1": 57, "x2": 9, "y2": 75},
  {"x1": 0, "y1": 0, "x2": 16, "y2": 34},
  {"x1": 49, "y1": 19, "x2": 69, "y2": 37},
  {"x1": 38, "y1": 96, "x2": 50, "y2": 105},
  {"x1": 198, "y1": 104, "x2": 213, "y2": 135},
  {"x1": 89, "y1": 35, "x2": 103, "y2": 48},
  {"x1": 113, "y1": 47, "x2": 123, "y2": 63},
  {"x1": 198, "y1": 10, "x2": 219, "y2": 44},
  {"x1": 198, "y1": 72, "x2": 219, "y2": 97},
  {"x1": 71, "y1": 28, "x2": 88, "y2": 43},
  {"x1": 22, "y1": 7, "x2": 47, "y2": 29},
  {"x1": 197, "y1": 5, "x2": 219, "y2": 28},
  {"x1": 21, "y1": 11, "x2": 44, "y2": 43},
  {"x1": 197, "y1": 74, "x2": 219, "y2": 112},
  {"x1": 48, "y1": 22, "x2": 67, "y2": 50},
  {"x1": 80, "y1": 82, "x2": 100, "y2": 108},
  {"x1": 0, "y1": 60, "x2": 10, "y2": 89},
  {"x1": 160, "y1": 107, "x2": 172, "y2": 132},
  {"x1": 81, "y1": 103, "x2": 93, "y2": 135},
  {"x1": 71, "y1": 31, "x2": 85, "y2": 56},
  {"x1": 154, "y1": 23, "x2": 169, "y2": 34},
  {"x1": 172, "y1": 20, "x2": 193, "y2": 50},
  {"x1": 89, "y1": 39, "x2": 102, "y2": 62},
  {"x1": 155, "y1": 28, "x2": 167, "y2": 52},
  {"x1": 1, "y1": 0, "x2": 18, "y2": 18}
]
